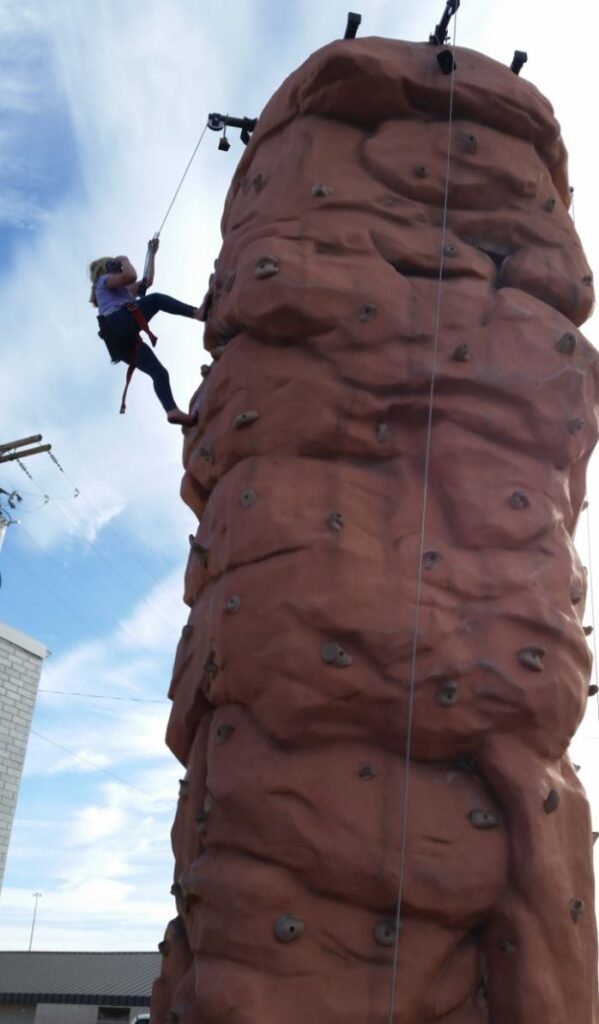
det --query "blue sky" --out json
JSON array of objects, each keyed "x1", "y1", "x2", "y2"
[{"x1": 0, "y1": 0, "x2": 598, "y2": 951}]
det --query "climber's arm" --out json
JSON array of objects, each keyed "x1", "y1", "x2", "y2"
[{"x1": 104, "y1": 256, "x2": 137, "y2": 289}]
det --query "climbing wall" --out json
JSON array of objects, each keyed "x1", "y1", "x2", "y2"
[{"x1": 151, "y1": 37, "x2": 599, "y2": 1024}]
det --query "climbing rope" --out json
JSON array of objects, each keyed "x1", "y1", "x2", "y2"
[
  {"x1": 387, "y1": 16, "x2": 460, "y2": 1023},
  {"x1": 584, "y1": 503, "x2": 599, "y2": 718},
  {"x1": 156, "y1": 122, "x2": 209, "y2": 237}
]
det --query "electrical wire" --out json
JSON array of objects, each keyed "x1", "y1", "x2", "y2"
[
  {"x1": 15, "y1": 458, "x2": 183, "y2": 635},
  {"x1": 30, "y1": 728, "x2": 173, "y2": 809},
  {"x1": 14, "y1": 516, "x2": 179, "y2": 669},
  {"x1": 387, "y1": 20, "x2": 459, "y2": 1024},
  {"x1": 45, "y1": 451, "x2": 184, "y2": 614},
  {"x1": 39, "y1": 689, "x2": 167, "y2": 704},
  {"x1": 1, "y1": 545, "x2": 169, "y2": 703}
]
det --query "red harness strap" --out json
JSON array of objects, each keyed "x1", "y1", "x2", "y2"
[{"x1": 119, "y1": 304, "x2": 158, "y2": 415}]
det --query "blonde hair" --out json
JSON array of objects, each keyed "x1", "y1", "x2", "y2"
[{"x1": 88, "y1": 257, "x2": 113, "y2": 306}]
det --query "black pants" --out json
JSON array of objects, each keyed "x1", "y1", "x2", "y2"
[{"x1": 101, "y1": 293, "x2": 196, "y2": 412}]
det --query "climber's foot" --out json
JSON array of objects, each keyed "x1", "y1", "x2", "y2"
[{"x1": 167, "y1": 408, "x2": 198, "y2": 428}]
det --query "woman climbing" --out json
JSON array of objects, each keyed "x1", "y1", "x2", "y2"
[{"x1": 89, "y1": 238, "x2": 200, "y2": 426}]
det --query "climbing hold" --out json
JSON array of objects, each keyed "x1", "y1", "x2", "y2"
[
  {"x1": 556, "y1": 333, "x2": 577, "y2": 355},
  {"x1": 203, "y1": 655, "x2": 219, "y2": 686},
  {"x1": 436, "y1": 680, "x2": 458, "y2": 707},
  {"x1": 589, "y1": 684, "x2": 598, "y2": 697},
  {"x1": 255, "y1": 256, "x2": 279, "y2": 280},
  {"x1": 414, "y1": 164, "x2": 428, "y2": 178},
  {"x1": 215, "y1": 723, "x2": 235, "y2": 745},
  {"x1": 443, "y1": 244, "x2": 458, "y2": 257},
  {"x1": 459, "y1": 132, "x2": 478, "y2": 154},
  {"x1": 212, "y1": 345, "x2": 227, "y2": 359},
  {"x1": 240, "y1": 488, "x2": 256, "y2": 507},
  {"x1": 327, "y1": 512, "x2": 345, "y2": 532},
  {"x1": 195, "y1": 809, "x2": 208, "y2": 834},
  {"x1": 274, "y1": 914, "x2": 304, "y2": 942},
  {"x1": 225, "y1": 595, "x2": 242, "y2": 614},
  {"x1": 320, "y1": 640, "x2": 353, "y2": 667},
  {"x1": 543, "y1": 197, "x2": 556, "y2": 212},
  {"x1": 376, "y1": 422, "x2": 391, "y2": 443},
  {"x1": 570, "y1": 899, "x2": 584, "y2": 924},
  {"x1": 584, "y1": 625, "x2": 593, "y2": 636},
  {"x1": 509, "y1": 491, "x2": 530, "y2": 510},
  {"x1": 583, "y1": 274, "x2": 593, "y2": 285},
  {"x1": 359, "y1": 304, "x2": 378, "y2": 322},
  {"x1": 593, "y1": 832, "x2": 599, "y2": 845},
  {"x1": 189, "y1": 536, "x2": 209, "y2": 567},
  {"x1": 570, "y1": 583, "x2": 583, "y2": 604},
  {"x1": 200, "y1": 364, "x2": 211, "y2": 378},
  {"x1": 253, "y1": 174, "x2": 266, "y2": 193},
  {"x1": 373, "y1": 919, "x2": 398, "y2": 947},
  {"x1": 233, "y1": 410, "x2": 259, "y2": 430},
  {"x1": 311, "y1": 183, "x2": 333, "y2": 197},
  {"x1": 468, "y1": 809, "x2": 499, "y2": 830},
  {"x1": 423, "y1": 550, "x2": 442, "y2": 569},
  {"x1": 567, "y1": 418, "x2": 584, "y2": 434},
  {"x1": 199, "y1": 446, "x2": 214, "y2": 465},
  {"x1": 178, "y1": 779, "x2": 189, "y2": 800},
  {"x1": 170, "y1": 882, "x2": 182, "y2": 898},
  {"x1": 358, "y1": 764, "x2": 377, "y2": 780},
  {"x1": 181, "y1": 624, "x2": 193, "y2": 640},
  {"x1": 158, "y1": 939, "x2": 170, "y2": 956},
  {"x1": 499, "y1": 939, "x2": 517, "y2": 956},
  {"x1": 452, "y1": 344, "x2": 470, "y2": 362},
  {"x1": 517, "y1": 646, "x2": 545, "y2": 672},
  {"x1": 544, "y1": 790, "x2": 560, "y2": 814},
  {"x1": 222, "y1": 270, "x2": 236, "y2": 292}
]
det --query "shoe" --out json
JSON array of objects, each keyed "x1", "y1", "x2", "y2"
[{"x1": 167, "y1": 408, "x2": 198, "y2": 428}]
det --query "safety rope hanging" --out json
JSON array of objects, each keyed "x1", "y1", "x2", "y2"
[
  {"x1": 584, "y1": 502, "x2": 599, "y2": 717},
  {"x1": 387, "y1": 10, "x2": 460, "y2": 1023}
]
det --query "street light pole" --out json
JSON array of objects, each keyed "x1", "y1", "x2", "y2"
[{"x1": 28, "y1": 892, "x2": 42, "y2": 952}]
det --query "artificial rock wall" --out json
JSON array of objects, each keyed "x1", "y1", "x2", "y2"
[{"x1": 151, "y1": 37, "x2": 599, "y2": 1024}]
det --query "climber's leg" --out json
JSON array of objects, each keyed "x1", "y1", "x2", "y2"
[
  {"x1": 137, "y1": 293, "x2": 201, "y2": 321},
  {"x1": 133, "y1": 343, "x2": 197, "y2": 427}
]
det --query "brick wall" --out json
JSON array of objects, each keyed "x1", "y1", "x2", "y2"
[{"x1": 0, "y1": 623, "x2": 47, "y2": 890}]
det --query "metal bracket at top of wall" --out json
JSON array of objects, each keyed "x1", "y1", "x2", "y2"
[
  {"x1": 207, "y1": 113, "x2": 258, "y2": 150},
  {"x1": 429, "y1": 0, "x2": 460, "y2": 45},
  {"x1": 344, "y1": 12, "x2": 362, "y2": 39}
]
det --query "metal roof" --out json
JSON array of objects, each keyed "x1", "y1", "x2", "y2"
[{"x1": 0, "y1": 952, "x2": 160, "y2": 1006}]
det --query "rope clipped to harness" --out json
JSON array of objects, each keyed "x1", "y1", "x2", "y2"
[{"x1": 119, "y1": 304, "x2": 158, "y2": 415}]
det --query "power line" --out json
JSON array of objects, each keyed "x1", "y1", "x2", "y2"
[
  {"x1": 14, "y1": 516, "x2": 179, "y2": 668},
  {"x1": 14, "y1": 457, "x2": 182, "y2": 635},
  {"x1": 39, "y1": 689, "x2": 168, "y2": 704},
  {"x1": 30, "y1": 728, "x2": 173, "y2": 809},
  {"x1": 1, "y1": 545, "x2": 168, "y2": 703},
  {"x1": 46, "y1": 450, "x2": 184, "y2": 614}
]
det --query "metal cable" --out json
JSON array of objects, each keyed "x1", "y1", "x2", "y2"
[{"x1": 387, "y1": 21, "x2": 459, "y2": 1022}]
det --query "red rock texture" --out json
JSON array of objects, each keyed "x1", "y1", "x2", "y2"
[{"x1": 152, "y1": 37, "x2": 599, "y2": 1024}]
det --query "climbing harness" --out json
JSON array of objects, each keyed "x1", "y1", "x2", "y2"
[
  {"x1": 387, "y1": 12, "x2": 459, "y2": 1023},
  {"x1": 97, "y1": 303, "x2": 158, "y2": 414}
]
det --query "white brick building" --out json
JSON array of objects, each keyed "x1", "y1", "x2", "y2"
[{"x1": 0, "y1": 622, "x2": 48, "y2": 891}]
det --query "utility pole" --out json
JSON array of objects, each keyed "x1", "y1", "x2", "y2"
[
  {"x1": 28, "y1": 892, "x2": 42, "y2": 951},
  {"x1": 0, "y1": 435, "x2": 51, "y2": 466}
]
